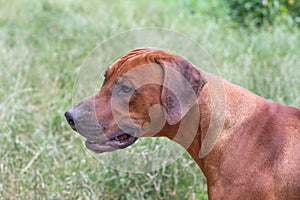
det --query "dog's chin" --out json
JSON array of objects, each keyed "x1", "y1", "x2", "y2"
[{"x1": 84, "y1": 131, "x2": 138, "y2": 154}]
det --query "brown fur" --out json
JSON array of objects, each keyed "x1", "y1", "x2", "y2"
[{"x1": 66, "y1": 48, "x2": 300, "y2": 199}]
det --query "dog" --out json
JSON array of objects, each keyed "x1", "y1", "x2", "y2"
[{"x1": 65, "y1": 48, "x2": 300, "y2": 199}]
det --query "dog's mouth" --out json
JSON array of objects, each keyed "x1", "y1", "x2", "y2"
[{"x1": 85, "y1": 131, "x2": 138, "y2": 153}]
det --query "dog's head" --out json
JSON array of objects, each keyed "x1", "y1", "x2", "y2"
[{"x1": 65, "y1": 48, "x2": 207, "y2": 153}]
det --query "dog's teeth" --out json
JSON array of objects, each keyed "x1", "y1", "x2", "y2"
[{"x1": 115, "y1": 134, "x2": 130, "y2": 141}]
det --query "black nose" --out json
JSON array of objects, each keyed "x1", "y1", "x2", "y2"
[{"x1": 65, "y1": 109, "x2": 77, "y2": 131}]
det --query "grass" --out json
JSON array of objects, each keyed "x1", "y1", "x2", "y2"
[{"x1": 0, "y1": 0, "x2": 299, "y2": 199}]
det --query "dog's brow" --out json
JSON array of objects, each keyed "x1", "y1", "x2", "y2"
[{"x1": 116, "y1": 75, "x2": 128, "y2": 84}]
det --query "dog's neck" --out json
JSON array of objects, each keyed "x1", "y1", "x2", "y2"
[
  {"x1": 160, "y1": 73, "x2": 267, "y2": 178},
  {"x1": 185, "y1": 83, "x2": 213, "y2": 173},
  {"x1": 154, "y1": 81, "x2": 213, "y2": 172}
]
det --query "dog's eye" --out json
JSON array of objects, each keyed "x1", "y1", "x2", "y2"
[{"x1": 120, "y1": 85, "x2": 132, "y2": 93}]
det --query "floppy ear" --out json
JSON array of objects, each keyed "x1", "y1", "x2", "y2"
[{"x1": 155, "y1": 56, "x2": 207, "y2": 125}]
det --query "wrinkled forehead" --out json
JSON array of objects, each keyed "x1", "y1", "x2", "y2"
[{"x1": 103, "y1": 48, "x2": 165, "y2": 86}]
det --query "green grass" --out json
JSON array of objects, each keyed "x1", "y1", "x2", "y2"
[{"x1": 0, "y1": 0, "x2": 299, "y2": 199}]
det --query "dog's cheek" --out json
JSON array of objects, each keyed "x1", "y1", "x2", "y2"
[{"x1": 128, "y1": 91, "x2": 151, "y2": 123}]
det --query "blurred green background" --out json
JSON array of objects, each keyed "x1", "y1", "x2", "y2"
[{"x1": 0, "y1": 0, "x2": 299, "y2": 199}]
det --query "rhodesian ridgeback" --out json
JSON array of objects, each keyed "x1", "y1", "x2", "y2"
[{"x1": 65, "y1": 48, "x2": 300, "y2": 199}]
